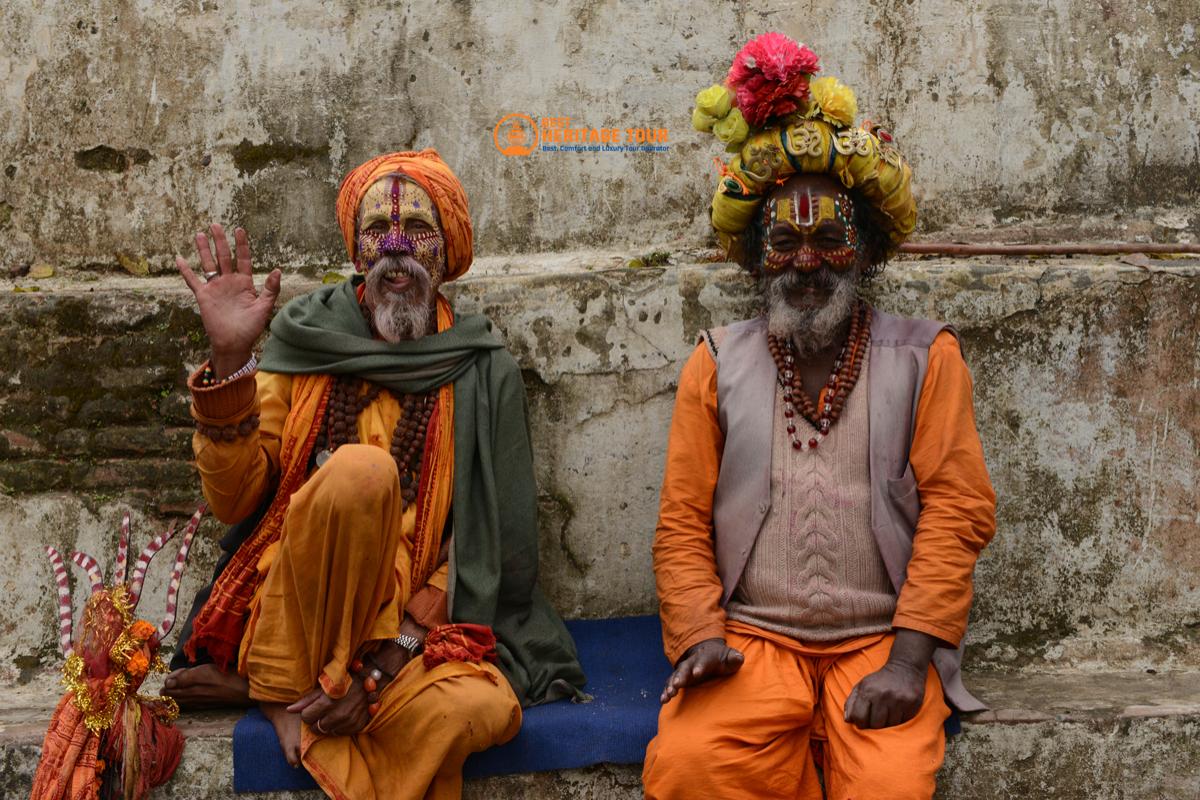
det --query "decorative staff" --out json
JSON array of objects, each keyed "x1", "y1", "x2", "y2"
[{"x1": 30, "y1": 505, "x2": 205, "y2": 800}]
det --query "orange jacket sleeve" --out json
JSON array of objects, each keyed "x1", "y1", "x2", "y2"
[
  {"x1": 189, "y1": 364, "x2": 292, "y2": 525},
  {"x1": 653, "y1": 343, "x2": 728, "y2": 665},
  {"x1": 892, "y1": 331, "x2": 997, "y2": 647}
]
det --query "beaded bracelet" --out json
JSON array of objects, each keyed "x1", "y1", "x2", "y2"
[
  {"x1": 194, "y1": 414, "x2": 261, "y2": 442},
  {"x1": 350, "y1": 657, "x2": 391, "y2": 717},
  {"x1": 197, "y1": 354, "x2": 258, "y2": 388},
  {"x1": 363, "y1": 653, "x2": 397, "y2": 682}
]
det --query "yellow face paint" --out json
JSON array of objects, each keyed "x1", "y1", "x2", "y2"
[
  {"x1": 355, "y1": 175, "x2": 445, "y2": 275},
  {"x1": 772, "y1": 191, "x2": 838, "y2": 232},
  {"x1": 762, "y1": 186, "x2": 859, "y2": 273}
]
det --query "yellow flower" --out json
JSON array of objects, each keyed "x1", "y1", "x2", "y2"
[
  {"x1": 692, "y1": 107, "x2": 717, "y2": 132},
  {"x1": 696, "y1": 84, "x2": 733, "y2": 119},
  {"x1": 809, "y1": 76, "x2": 857, "y2": 128},
  {"x1": 712, "y1": 108, "x2": 750, "y2": 151}
]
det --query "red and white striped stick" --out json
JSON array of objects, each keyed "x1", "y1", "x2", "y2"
[
  {"x1": 69, "y1": 551, "x2": 104, "y2": 595},
  {"x1": 128, "y1": 522, "x2": 175, "y2": 605},
  {"x1": 155, "y1": 504, "x2": 206, "y2": 642},
  {"x1": 44, "y1": 547, "x2": 75, "y2": 657},
  {"x1": 113, "y1": 512, "x2": 131, "y2": 586}
]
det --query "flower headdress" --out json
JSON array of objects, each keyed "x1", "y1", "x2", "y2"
[
  {"x1": 693, "y1": 32, "x2": 916, "y2": 262},
  {"x1": 31, "y1": 505, "x2": 205, "y2": 800}
]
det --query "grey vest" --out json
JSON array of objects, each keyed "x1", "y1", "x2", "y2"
[{"x1": 709, "y1": 311, "x2": 983, "y2": 712}]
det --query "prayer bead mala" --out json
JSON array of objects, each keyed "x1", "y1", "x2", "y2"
[
  {"x1": 315, "y1": 375, "x2": 435, "y2": 504},
  {"x1": 767, "y1": 300, "x2": 871, "y2": 452}
]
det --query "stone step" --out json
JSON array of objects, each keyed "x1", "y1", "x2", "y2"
[
  {"x1": 0, "y1": 258, "x2": 1197, "y2": 684},
  {"x1": 0, "y1": 670, "x2": 1196, "y2": 798}
]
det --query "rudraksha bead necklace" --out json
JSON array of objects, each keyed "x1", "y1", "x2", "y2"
[
  {"x1": 314, "y1": 375, "x2": 435, "y2": 504},
  {"x1": 767, "y1": 300, "x2": 871, "y2": 452}
]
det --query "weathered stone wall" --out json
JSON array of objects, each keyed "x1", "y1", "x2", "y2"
[
  {"x1": 0, "y1": 1, "x2": 1196, "y2": 274},
  {"x1": 0, "y1": 259, "x2": 1196, "y2": 686}
]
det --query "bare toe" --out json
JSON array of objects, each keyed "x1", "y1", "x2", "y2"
[{"x1": 261, "y1": 702, "x2": 303, "y2": 767}]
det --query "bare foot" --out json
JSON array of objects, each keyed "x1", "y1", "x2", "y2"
[
  {"x1": 162, "y1": 664, "x2": 253, "y2": 709},
  {"x1": 261, "y1": 702, "x2": 303, "y2": 767}
]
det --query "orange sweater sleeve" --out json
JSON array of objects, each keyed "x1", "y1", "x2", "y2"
[
  {"x1": 892, "y1": 331, "x2": 997, "y2": 647},
  {"x1": 653, "y1": 343, "x2": 728, "y2": 665},
  {"x1": 189, "y1": 364, "x2": 292, "y2": 525}
]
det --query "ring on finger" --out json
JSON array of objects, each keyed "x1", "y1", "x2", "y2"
[
  {"x1": 315, "y1": 718, "x2": 328, "y2": 735},
  {"x1": 203, "y1": 271, "x2": 220, "y2": 282}
]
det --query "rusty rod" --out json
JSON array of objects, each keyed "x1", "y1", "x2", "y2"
[{"x1": 898, "y1": 242, "x2": 1200, "y2": 256}]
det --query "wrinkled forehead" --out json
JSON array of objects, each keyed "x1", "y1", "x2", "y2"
[{"x1": 357, "y1": 174, "x2": 438, "y2": 227}]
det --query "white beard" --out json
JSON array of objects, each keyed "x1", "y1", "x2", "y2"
[
  {"x1": 760, "y1": 267, "x2": 860, "y2": 357},
  {"x1": 363, "y1": 255, "x2": 433, "y2": 342}
]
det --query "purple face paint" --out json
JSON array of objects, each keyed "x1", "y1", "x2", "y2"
[{"x1": 355, "y1": 176, "x2": 446, "y2": 276}]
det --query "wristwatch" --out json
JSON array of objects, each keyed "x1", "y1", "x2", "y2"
[{"x1": 394, "y1": 633, "x2": 423, "y2": 655}]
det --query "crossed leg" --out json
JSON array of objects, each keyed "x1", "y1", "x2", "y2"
[{"x1": 242, "y1": 445, "x2": 520, "y2": 798}]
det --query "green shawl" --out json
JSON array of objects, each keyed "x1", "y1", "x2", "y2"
[{"x1": 260, "y1": 277, "x2": 586, "y2": 706}]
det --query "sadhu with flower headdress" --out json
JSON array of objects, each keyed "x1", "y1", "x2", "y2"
[
  {"x1": 644, "y1": 34, "x2": 996, "y2": 798},
  {"x1": 164, "y1": 150, "x2": 585, "y2": 799}
]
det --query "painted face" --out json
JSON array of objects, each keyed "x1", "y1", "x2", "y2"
[
  {"x1": 761, "y1": 179, "x2": 859, "y2": 273},
  {"x1": 355, "y1": 175, "x2": 446, "y2": 278}
]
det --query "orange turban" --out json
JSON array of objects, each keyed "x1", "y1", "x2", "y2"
[{"x1": 335, "y1": 148, "x2": 474, "y2": 281}]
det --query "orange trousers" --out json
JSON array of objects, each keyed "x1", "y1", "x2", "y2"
[
  {"x1": 243, "y1": 445, "x2": 522, "y2": 800},
  {"x1": 643, "y1": 621, "x2": 949, "y2": 800}
]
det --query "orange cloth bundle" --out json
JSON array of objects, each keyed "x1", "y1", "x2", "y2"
[{"x1": 422, "y1": 623, "x2": 499, "y2": 670}]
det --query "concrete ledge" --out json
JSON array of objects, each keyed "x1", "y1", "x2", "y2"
[{"x1": 1, "y1": 671, "x2": 1197, "y2": 798}]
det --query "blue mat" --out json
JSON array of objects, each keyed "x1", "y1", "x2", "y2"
[
  {"x1": 232, "y1": 616, "x2": 671, "y2": 792},
  {"x1": 231, "y1": 616, "x2": 961, "y2": 792}
]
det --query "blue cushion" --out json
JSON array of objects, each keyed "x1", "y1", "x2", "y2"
[
  {"x1": 464, "y1": 615, "x2": 671, "y2": 778},
  {"x1": 231, "y1": 615, "x2": 961, "y2": 791},
  {"x1": 232, "y1": 616, "x2": 671, "y2": 792},
  {"x1": 234, "y1": 709, "x2": 318, "y2": 792}
]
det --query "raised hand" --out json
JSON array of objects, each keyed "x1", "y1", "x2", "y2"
[
  {"x1": 660, "y1": 637, "x2": 744, "y2": 703},
  {"x1": 176, "y1": 223, "x2": 281, "y2": 378}
]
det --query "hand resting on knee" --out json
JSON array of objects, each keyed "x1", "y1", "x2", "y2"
[{"x1": 659, "y1": 638, "x2": 744, "y2": 703}]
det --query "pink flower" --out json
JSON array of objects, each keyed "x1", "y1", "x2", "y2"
[{"x1": 726, "y1": 32, "x2": 821, "y2": 127}]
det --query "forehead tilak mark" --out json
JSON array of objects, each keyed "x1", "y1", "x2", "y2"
[{"x1": 797, "y1": 187, "x2": 814, "y2": 226}]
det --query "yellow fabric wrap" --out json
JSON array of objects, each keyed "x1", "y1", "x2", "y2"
[{"x1": 709, "y1": 116, "x2": 916, "y2": 255}]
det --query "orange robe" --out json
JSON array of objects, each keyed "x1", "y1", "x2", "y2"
[
  {"x1": 187, "y1": 305, "x2": 521, "y2": 799},
  {"x1": 646, "y1": 331, "x2": 996, "y2": 798},
  {"x1": 644, "y1": 623, "x2": 949, "y2": 799}
]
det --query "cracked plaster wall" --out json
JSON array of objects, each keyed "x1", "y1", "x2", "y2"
[
  {"x1": 0, "y1": 0, "x2": 1196, "y2": 274},
  {"x1": 0, "y1": 260, "x2": 1195, "y2": 683}
]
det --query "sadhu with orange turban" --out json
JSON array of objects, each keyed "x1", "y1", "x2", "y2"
[
  {"x1": 167, "y1": 149, "x2": 586, "y2": 800},
  {"x1": 334, "y1": 148, "x2": 474, "y2": 281}
]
